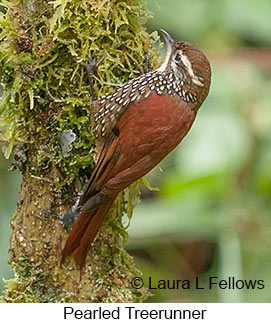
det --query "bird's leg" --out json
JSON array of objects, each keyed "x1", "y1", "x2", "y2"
[
  {"x1": 144, "y1": 54, "x2": 152, "y2": 73},
  {"x1": 138, "y1": 54, "x2": 152, "y2": 75},
  {"x1": 73, "y1": 51, "x2": 105, "y2": 102}
]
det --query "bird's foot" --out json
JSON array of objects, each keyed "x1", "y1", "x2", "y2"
[
  {"x1": 60, "y1": 201, "x2": 82, "y2": 232},
  {"x1": 138, "y1": 54, "x2": 152, "y2": 75},
  {"x1": 73, "y1": 51, "x2": 105, "y2": 101}
]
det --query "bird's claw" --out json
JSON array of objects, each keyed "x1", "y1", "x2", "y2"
[
  {"x1": 144, "y1": 54, "x2": 152, "y2": 73},
  {"x1": 87, "y1": 51, "x2": 105, "y2": 70},
  {"x1": 138, "y1": 54, "x2": 152, "y2": 75},
  {"x1": 73, "y1": 51, "x2": 105, "y2": 102}
]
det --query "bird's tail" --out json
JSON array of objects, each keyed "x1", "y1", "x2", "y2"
[{"x1": 61, "y1": 197, "x2": 114, "y2": 269}]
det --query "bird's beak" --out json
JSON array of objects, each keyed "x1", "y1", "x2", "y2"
[
  {"x1": 157, "y1": 29, "x2": 175, "y2": 72},
  {"x1": 160, "y1": 29, "x2": 174, "y2": 48}
]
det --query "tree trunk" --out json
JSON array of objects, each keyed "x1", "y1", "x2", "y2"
[{"x1": 0, "y1": 0, "x2": 159, "y2": 302}]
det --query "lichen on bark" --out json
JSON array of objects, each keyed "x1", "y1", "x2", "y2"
[{"x1": 0, "y1": 0, "x2": 160, "y2": 302}]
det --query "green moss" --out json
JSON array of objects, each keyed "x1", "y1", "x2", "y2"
[
  {"x1": 2, "y1": 258, "x2": 69, "y2": 303},
  {"x1": 0, "y1": 0, "x2": 160, "y2": 185}
]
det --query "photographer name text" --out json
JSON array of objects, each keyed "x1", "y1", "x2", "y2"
[{"x1": 130, "y1": 276, "x2": 265, "y2": 290}]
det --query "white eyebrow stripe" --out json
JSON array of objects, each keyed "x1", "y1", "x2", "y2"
[{"x1": 180, "y1": 53, "x2": 204, "y2": 87}]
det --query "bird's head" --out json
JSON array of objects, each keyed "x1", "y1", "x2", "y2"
[{"x1": 158, "y1": 29, "x2": 211, "y2": 108}]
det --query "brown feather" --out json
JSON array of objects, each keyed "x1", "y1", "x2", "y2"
[{"x1": 61, "y1": 94, "x2": 196, "y2": 268}]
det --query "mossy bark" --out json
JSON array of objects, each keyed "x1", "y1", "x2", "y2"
[{"x1": 0, "y1": 0, "x2": 160, "y2": 302}]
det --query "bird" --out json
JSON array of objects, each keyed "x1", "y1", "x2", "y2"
[{"x1": 61, "y1": 29, "x2": 211, "y2": 269}]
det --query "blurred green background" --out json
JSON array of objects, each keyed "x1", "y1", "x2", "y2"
[{"x1": 0, "y1": 0, "x2": 270, "y2": 302}]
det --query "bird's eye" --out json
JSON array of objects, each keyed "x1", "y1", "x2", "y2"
[{"x1": 175, "y1": 53, "x2": 182, "y2": 62}]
